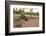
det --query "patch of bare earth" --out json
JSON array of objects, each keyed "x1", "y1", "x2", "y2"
[
  {"x1": 20, "y1": 18, "x2": 39, "y2": 27},
  {"x1": 14, "y1": 18, "x2": 39, "y2": 28}
]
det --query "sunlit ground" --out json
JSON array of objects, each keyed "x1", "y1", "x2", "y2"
[{"x1": 13, "y1": 14, "x2": 39, "y2": 28}]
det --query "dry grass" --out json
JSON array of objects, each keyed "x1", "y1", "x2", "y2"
[{"x1": 13, "y1": 14, "x2": 39, "y2": 28}]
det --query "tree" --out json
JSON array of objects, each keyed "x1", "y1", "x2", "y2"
[
  {"x1": 19, "y1": 8, "x2": 25, "y2": 16},
  {"x1": 13, "y1": 8, "x2": 15, "y2": 14},
  {"x1": 19, "y1": 8, "x2": 28, "y2": 21},
  {"x1": 30, "y1": 9, "x2": 33, "y2": 15},
  {"x1": 36, "y1": 12, "x2": 39, "y2": 16}
]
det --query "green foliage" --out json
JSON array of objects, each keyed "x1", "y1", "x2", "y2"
[{"x1": 13, "y1": 8, "x2": 39, "y2": 16}]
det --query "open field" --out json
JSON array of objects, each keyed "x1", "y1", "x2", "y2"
[
  {"x1": 13, "y1": 14, "x2": 39, "y2": 28},
  {"x1": 14, "y1": 14, "x2": 39, "y2": 19},
  {"x1": 13, "y1": 8, "x2": 39, "y2": 28}
]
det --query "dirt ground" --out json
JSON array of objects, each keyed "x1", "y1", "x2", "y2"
[{"x1": 13, "y1": 18, "x2": 39, "y2": 28}]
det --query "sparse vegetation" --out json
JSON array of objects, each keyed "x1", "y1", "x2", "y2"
[{"x1": 13, "y1": 8, "x2": 39, "y2": 27}]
